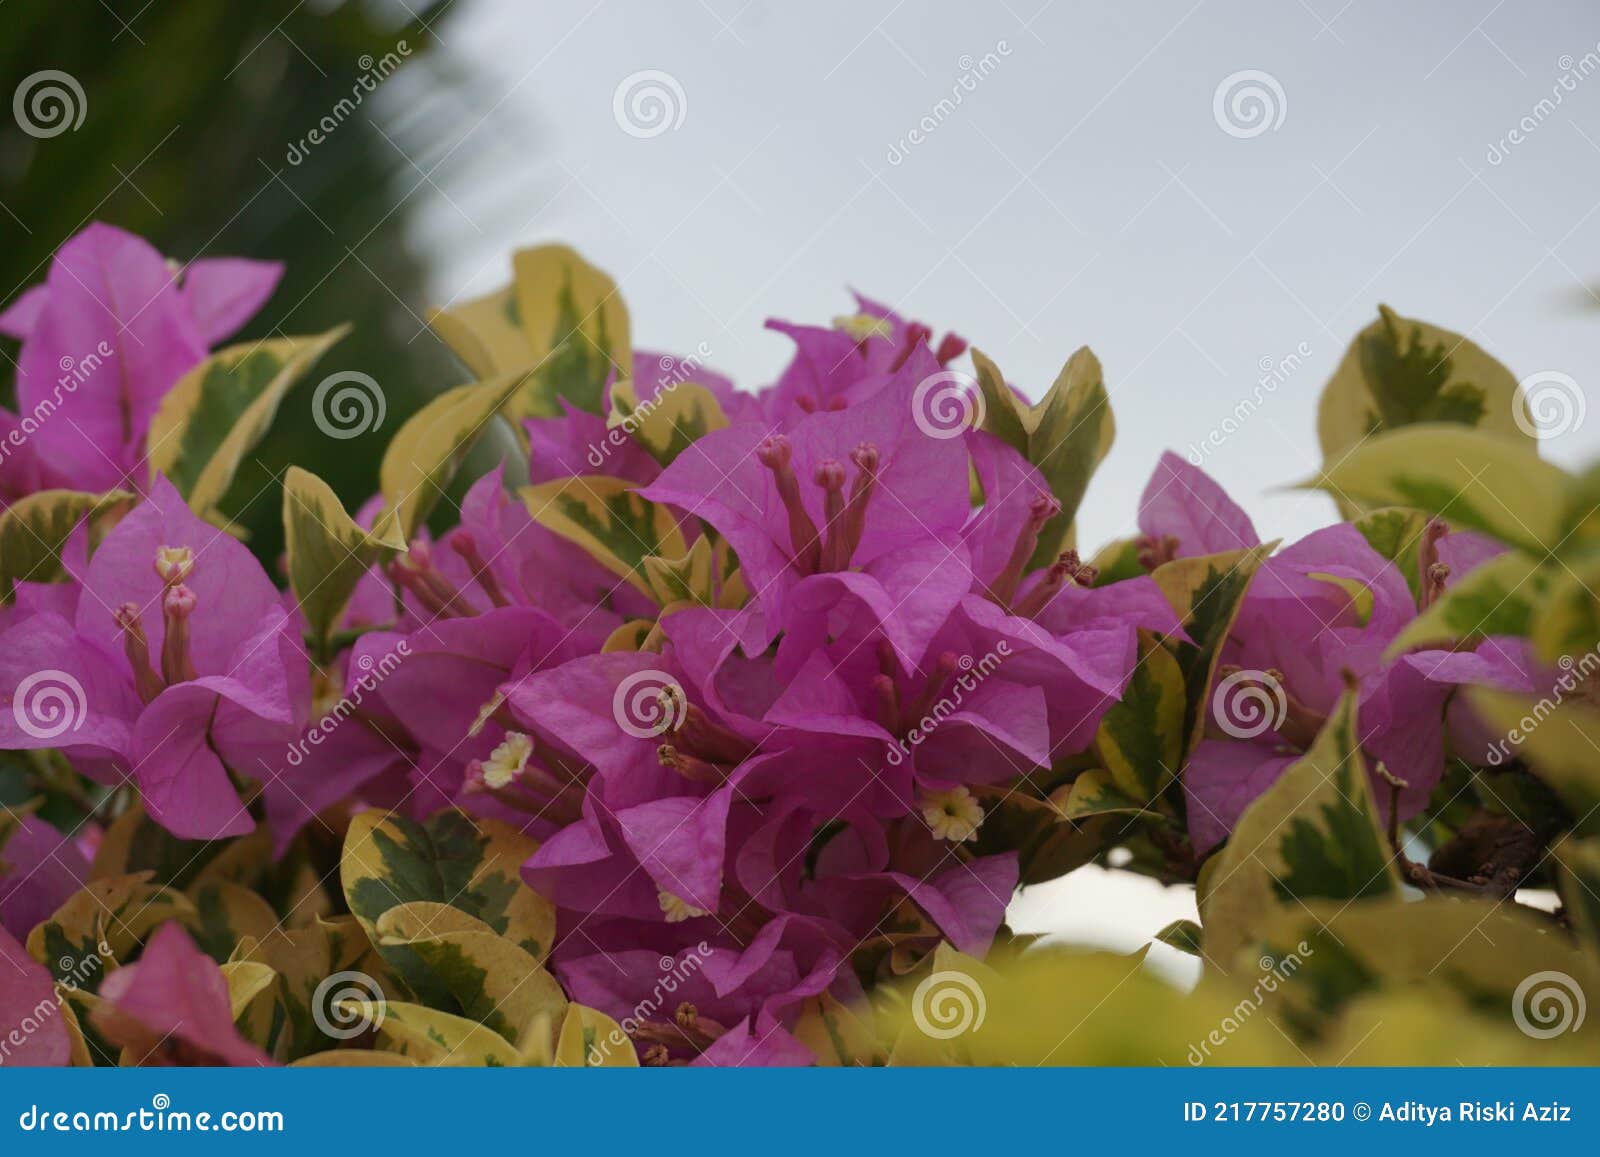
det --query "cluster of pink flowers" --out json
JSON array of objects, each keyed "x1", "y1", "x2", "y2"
[{"x1": 0, "y1": 224, "x2": 1546, "y2": 1065}]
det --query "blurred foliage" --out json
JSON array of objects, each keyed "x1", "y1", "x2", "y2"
[{"x1": 0, "y1": 0, "x2": 474, "y2": 560}]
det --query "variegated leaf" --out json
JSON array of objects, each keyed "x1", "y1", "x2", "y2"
[
  {"x1": 147, "y1": 326, "x2": 348, "y2": 516},
  {"x1": 1200, "y1": 691, "x2": 1402, "y2": 966},
  {"x1": 283, "y1": 465, "x2": 405, "y2": 655},
  {"x1": 520, "y1": 475, "x2": 687, "y2": 594}
]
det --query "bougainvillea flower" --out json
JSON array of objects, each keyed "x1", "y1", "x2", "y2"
[
  {"x1": 95, "y1": 922, "x2": 274, "y2": 1066},
  {"x1": 0, "y1": 814, "x2": 89, "y2": 942},
  {"x1": 642, "y1": 351, "x2": 973, "y2": 660},
  {"x1": 0, "y1": 223, "x2": 280, "y2": 495},
  {"x1": 0, "y1": 924, "x2": 69, "y2": 1066},
  {"x1": 755, "y1": 294, "x2": 965, "y2": 421},
  {"x1": 1136, "y1": 450, "x2": 1259, "y2": 564},
  {"x1": 355, "y1": 467, "x2": 652, "y2": 651},
  {"x1": 0, "y1": 477, "x2": 303, "y2": 838}
]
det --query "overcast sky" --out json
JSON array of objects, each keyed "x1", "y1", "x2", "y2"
[
  {"x1": 412, "y1": 0, "x2": 1600, "y2": 554},
  {"x1": 397, "y1": 0, "x2": 1600, "y2": 966}
]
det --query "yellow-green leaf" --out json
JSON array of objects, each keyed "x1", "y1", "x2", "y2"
[
  {"x1": 508, "y1": 244, "x2": 631, "y2": 421},
  {"x1": 609, "y1": 379, "x2": 729, "y2": 465},
  {"x1": 1386, "y1": 551, "x2": 1549, "y2": 655},
  {"x1": 1318, "y1": 307, "x2": 1530, "y2": 521},
  {"x1": 1200, "y1": 691, "x2": 1402, "y2": 966},
  {"x1": 376, "y1": 372, "x2": 529, "y2": 540},
  {"x1": 187, "y1": 878, "x2": 280, "y2": 964},
  {"x1": 0, "y1": 488, "x2": 134, "y2": 602},
  {"x1": 1306, "y1": 425, "x2": 1572, "y2": 555},
  {"x1": 974, "y1": 346, "x2": 1114, "y2": 564},
  {"x1": 792, "y1": 992, "x2": 885, "y2": 1066},
  {"x1": 1052, "y1": 768, "x2": 1148, "y2": 821},
  {"x1": 1554, "y1": 835, "x2": 1600, "y2": 960},
  {"x1": 358, "y1": 1000, "x2": 522, "y2": 1066},
  {"x1": 342, "y1": 809, "x2": 556, "y2": 1010},
  {"x1": 1531, "y1": 553, "x2": 1600, "y2": 663},
  {"x1": 1150, "y1": 544, "x2": 1274, "y2": 752},
  {"x1": 427, "y1": 286, "x2": 535, "y2": 380},
  {"x1": 27, "y1": 873, "x2": 194, "y2": 988},
  {"x1": 1466, "y1": 690, "x2": 1600, "y2": 836},
  {"x1": 147, "y1": 326, "x2": 348, "y2": 516},
  {"x1": 283, "y1": 466, "x2": 405, "y2": 653},
  {"x1": 1094, "y1": 636, "x2": 1185, "y2": 802},
  {"x1": 1352, "y1": 506, "x2": 1433, "y2": 603},
  {"x1": 520, "y1": 475, "x2": 686, "y2": 594},
  {"x1": 374, "y1": 901, "x2": 566, "y2": 1043},
  {"x1": 553, "y1": 1003, "x2": 637, "y2": 1067}
]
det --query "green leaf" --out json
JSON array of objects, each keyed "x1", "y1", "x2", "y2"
[
  {"x1": 146, "y1": 326, "x2": 348, "y2": 517},
  {"x1": 1149, "y1": 544, "x2": 1274, "y2": 753},
  {"x1": 1467, "y1": 690, "x2": 1600, "y2": 835},
  {"x1": 1531, "y1": 553, "x2": 1600, "y2": 663},
  {"x1": 609, "y1": 379, "x2": 729, "y2": 465},
  {"x1": 552, "y1": 1003, "x2": 638, "y2": 1067},
  {"x1": 357, "y1": 1000, "x2": 523, "y2": 1066},
  {"x1": 373, "y1": 901, "x2": 566, "y2": 1045},
  {"x1": 427, "y1": 286, "x2": 534, "y2": 381},
  {"x1": 1245, "y1": 896, "x2": 1598, "y2": 1051},
  {"x1": 1200, "y1": 691, "x2": 1402, "y2": 966},
  {"x1": 509, "y1": 244, "x2": 631, "y2": 420},
  {"x1": 1305, "y1": 425, "x2": 1573, "y2": 555},
  {"x1": 1387, "y1": 551, "x2": 1549, "y2": 655},
  {"x1": 376, "y1": 371, "x2": 529, "y2": 540},
  {"x1": 1351, "y1": 506, "x2": 1432, "y2": 603},
  {"x1": 342, "y1": 809, "x2": 556, "y2": 1011},
  {"x1": 1317, "y1": 307, "x2": 1530, "y2": 518},
  {"x1": 283, "y1": 466, "x2": 405, "y2": 654},
  {"x1": 0, "y1": 489, "x2": 134, "y2": 602},
  {"x1": 519, "y1": 475, "x2": 687, "y2": 594},
  {"x1": 26, "y1": 874, "x2": 195, "y2": 990},
  {"x1": 1054, "y1": 768, "x2": 1149, "y2": 820},
  {"x1": 1094, "y1": 636, "x2": 1185, "y2": 802},
  {"x1": 792, "y1": 992, "x2": 885, "y2": 1066},
  {"x1": 1554, "y1": 835, "x2": 1600, "y2": 961},
  {"x1": 973, "y1": 346, "x2": 1114, "y2": 562},
  {"x1": 186, "y1": 878, "x2": 280, "y2": 964},
  {"x1": 1153, "y1": 919, "x2": 1203, "y2": 957}
]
